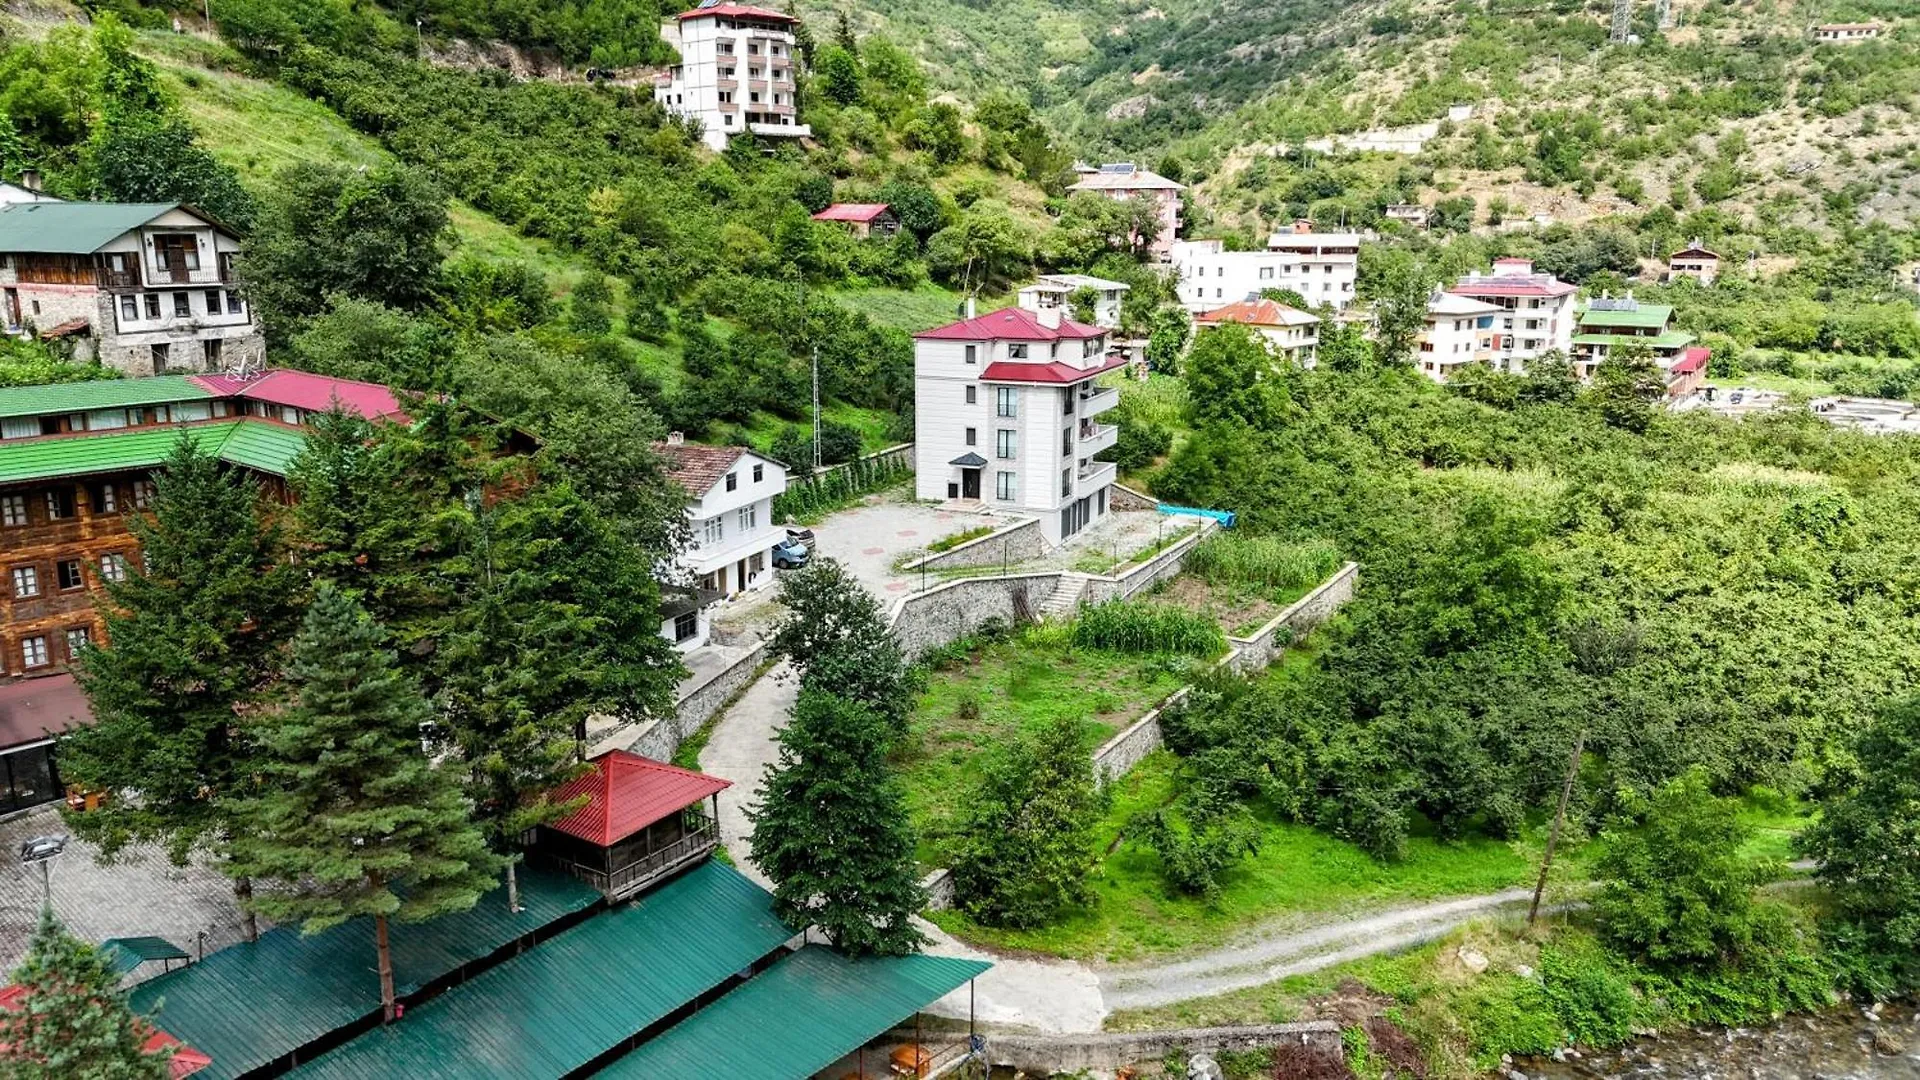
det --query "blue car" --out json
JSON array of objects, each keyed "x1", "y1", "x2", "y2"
[{"x1": 771, "y1": 537, "x2": 811, "y2": 569}]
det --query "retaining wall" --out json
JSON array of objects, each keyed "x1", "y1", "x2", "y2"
[
  {"x1": 1109, "y1": 482, "x2": 1159, "y2": 511},
  {"x1": 888, "y1": 572, "x2": 1066, "y2": 658},
  {"x1": 1227, "y1": 561, "x2": 1360, "y2": 671},
  {"x1": 628, "y1": 641, "x2": 770, "y2": 760},
  {"x1": 1083, "y1": 519, "x2": 1216, "y2": 606},
  {"x1": 900, "y1": 516, "x2": 1045, "y2": 573},
  {"x1": 983, "y1": 1022, "x2": 1343, "y2": 1074},
  {"x1": 1092, "y1": 683, "x2": 1197, "y2": 782}
]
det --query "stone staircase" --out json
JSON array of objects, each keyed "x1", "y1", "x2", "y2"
[{"x1": 1039, "y1": 575, "x2": 1087, "y2": 620}]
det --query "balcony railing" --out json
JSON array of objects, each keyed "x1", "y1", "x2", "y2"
[
  {"x1": 1076, "y1": 460, "x2": 1117, "y2": 488},
  {"x1": 1078, "y1": 422, "x2": 1117, "y2": 456},
  {"x1": 1077, "y1": 385, "x2": 1120, "y2": 419},
  {"x1": 536, "y1": 820, "x2": 719, "y2": 902}
]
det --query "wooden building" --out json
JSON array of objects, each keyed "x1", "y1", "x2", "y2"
[{"x1": 527, "y1": 750, "x2": 732, "y2": 902}]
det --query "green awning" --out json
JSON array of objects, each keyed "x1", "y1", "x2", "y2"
[
  {"x1": 99, "y1": 936, "x2": 190, "y2": 974},
  {"x1": 599, "y1": 947, "x2": 992, "y2": 1080},
  {"x1": 0, "y1": 420, "x2": 309, "y2": 484},
  {"x1": 0, "y1": 375, "x2": 212, "y2": 420},
  {"x1": 287, "y1": 861, "x2": 794, "y2": 1080},
  {"x1": 129, "y1": 869, "x2": 599, "y2": 1080}
]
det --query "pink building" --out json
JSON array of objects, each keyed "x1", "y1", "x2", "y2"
[{"x1": 1066, "y1": 163, "x2": 1184, "y2": 260}]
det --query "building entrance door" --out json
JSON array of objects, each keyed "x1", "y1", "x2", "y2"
[{"x1": 960, "y1": 469, "x2": 981, "y2": 500}]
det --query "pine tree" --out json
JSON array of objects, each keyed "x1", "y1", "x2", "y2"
[
  {"x1": 770, "y1": 560, "x2": 915, "y2": 738},
  {"x1": 748, "y1": 687, "x2": 924, "y2": 957},
  {"x1": 226, "y1": 587, "x2": 501, "y2": 1022},
  {"x1": 0, "y1": 907, "x2": 168, "y2": 1079},
  {"x1": 438, "y1": 481, "x2": 682, "y2": 910},
  {"x1": 61, "y1": 434, "x2": 296, "y2": 942}
]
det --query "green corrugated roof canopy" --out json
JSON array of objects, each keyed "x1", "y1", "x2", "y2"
[
  {"x1": 99, "y1": 936, "x2": 190, "y2": 975},
  {"x1": 0, "y1": 375, "x2": 212, "y2": 420},
  {"x1": 0, "y1": 421, "x2": 309, "y2": 485},
  {"x1": 598, "y1": 948, "x2": 992, "y2": 1080},
  {"x1": 1577, "y1": 303, "x2": 1674, "y2": 329},
  {"x1": 1572, "y1": 331, "x2": 1696, "y2": 350},
  {"x1": 288, "y1": 861, "x2": 794, "y2": 1080},
  {"x1": 129, "y1": 868, "x2": 599, "y2": 1080},
  {"x1": 0, "y1": 201, "x2": 180, "y2": 254}
]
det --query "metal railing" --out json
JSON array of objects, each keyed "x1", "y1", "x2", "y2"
[{"x1": 539, "y1": 821, "x2": 718, "y2": 901}]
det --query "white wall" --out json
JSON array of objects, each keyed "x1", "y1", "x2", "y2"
[{"x1": 1170, "y1": 240, "x2": 1357, "y2": 313}]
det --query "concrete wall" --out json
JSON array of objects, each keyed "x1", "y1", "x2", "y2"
[
  {"x1": 1227, "y1": 562, "x2": 1360, "y2": 672},
  {"x1": 1092, "y1": 683, "x2": 1198, "y2": 782},
  {"x1": 1084, "y1": 518, "x2": 1216, "y2": 605},
  {"x1": 625, "y1": 640, "x2": 770, "y2": 760},
  {"x1": 901, "y1": 515, "x2": 1044, "y2": 573},
  {"x1": 888, "y1": 572, "x2": 1065, "y2": 658},
  {"x1": 983, "y1": 1022, "x2": 1343, "y2": 1074}
]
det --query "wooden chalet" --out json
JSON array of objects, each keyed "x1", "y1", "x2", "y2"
[{"x1": 527, "y1": 750, "x2": 731, "y2": 902}]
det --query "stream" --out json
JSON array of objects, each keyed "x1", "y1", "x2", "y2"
[{"x1": 1516, "y1": 1001, "x2": 1920, "y2": 1079}]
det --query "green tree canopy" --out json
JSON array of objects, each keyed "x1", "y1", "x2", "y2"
[{"x1": 0, "y1": 907, "x2": 167, "y2": 1079}]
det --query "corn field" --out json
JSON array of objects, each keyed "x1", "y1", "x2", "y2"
[
  {"x1": 773, "y1": 448, "x2": 913, "y2": 521},
  {"x1": 1072, "y1": 599, "x2": 1225, "y2": 657},
  {"x1": 1185, "y1": 533, "x2": 1342, "y2": 591}
]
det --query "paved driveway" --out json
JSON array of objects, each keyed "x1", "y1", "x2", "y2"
[{"x1": 808, "y1": 499, "x2": 1010, "y2": 600}]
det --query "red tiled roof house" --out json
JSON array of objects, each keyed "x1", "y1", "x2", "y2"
[
  {"x1": 526, "y1": 750, "x2": 732, "y2": 901},
  {"x1": 811, "y1": 203, "x2": 898, "y2": 239}
]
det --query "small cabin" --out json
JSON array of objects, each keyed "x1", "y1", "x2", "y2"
[
  {"x1": 1812, "y1": 22, "x2": 1880, "y2": 41},
  {"x1": 527, "y1": 750, "x2": 731, "y2": 902},
  {"x1": 810, "y1": 202, "x2": 900, "y2": 239},
  {"x1": 1667, "y1": 239, "x2": 1721, "y2": 285}
]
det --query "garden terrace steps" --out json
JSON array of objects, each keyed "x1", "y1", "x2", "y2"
[{"x1": 1039, "y1": 575, "x2": 1088, "y2": 619}]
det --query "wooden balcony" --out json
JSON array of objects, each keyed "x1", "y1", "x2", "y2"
[{"x1": 534, "y1": 820, "x2": 720, "y2": 902}]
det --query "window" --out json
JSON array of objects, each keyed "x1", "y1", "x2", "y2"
[
  {"x1": 205, "y1": 289, "x2": 222, "y2": 313},
  {"x1": 119, "y1": 295, "x2": 137, "y2": 322},
  {"x1": 143, "y1": 293, "x2": 161, "y2": 319},
  {"x1": 151, "y1": 343, "x2": 170, "y2": 371},
  {"x1": 65, "y1": 627, "x2": 90, "y2": 657},
  {"x1": 673, "y1": 611, "x2": 699, "y2": 642},
  {"x1": 1061, "y1": 468, "x2": 1073, "y2": 498},
  {"x1": 964, "y1": 385, "x2": 976, "y2": 404},
  {"x1": 703, "y1": 516, "x2": 725, "y2": 547},
  {"x1": 995, "y1": 429, "x2": 1016, "y2": 459},
  {"x1": 752, "y1": 463, "x2": 763, "y2": 483},
  {"x1": 725, "y1": 472, "x2": 738, "y2": 492},
  {"x1": 45, "y1": 488, "x2": 73, "y2": 520},
  {"x1": 172, "y1": 292, "x2": 191, "y2": 318},
  {"x1": 1062, "y1": 427, "x2": 1073, "y2": 457},
  {"x1": 737, "y1": 503, "x2": 757, "y2": 532},
  {"x1": 1062, "y1": 390, "x2": 1074, "y2": 416},
  {"x1": 227, "y1": 292, "x2": 245, "y2": 315},
  {"x1": 56, "y1": 560, "x2": 82, "y2": 590},
  {"x1": 20, "y1": 637, "x2": 47, "y2": 669},
  {"x1": 1007, "y1": 344, "x2": 1029, "y2": 359},
  {"x1": 1259, "y1": 266, "x2": 1274, "y2": 280},
  {"x1": 995, "y1": 387, "x2": 1017, "y2": 418},
  {"x1": 131, "y1": 480, "x2": 154, "y2": 509},
  {"x1": 99, "y1": 554, "x2": 128, "y2": 584},
  {"x1": 996, "y1": 471, "x2": 1016, "y2": 500},
  {"x1": 0, "y1": 495, "x2": 23, "y2": 526},
  {"x1": 11, "y1": 566, "x2": 37, "y2": 597},
  {"x1": 964, "y1": 345, "x2": 977, "y2": 364},
  {"x1": 964, "y1": 427, "x2": 976, "y2": 446},
  {"x1": 198, "y1": 337, "x2": 224, "y2": 368}
]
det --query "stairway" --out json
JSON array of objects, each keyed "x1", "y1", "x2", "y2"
[{"x1": 1039, "y1": 576, "x2": 1087, "y2": 620}]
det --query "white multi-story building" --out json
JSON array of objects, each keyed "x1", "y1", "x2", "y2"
[
  {"x1": 653, "y1": 434, "x2": 789, "y2": 649},
  {"x1": 1171, "y1": 223, "x2": 1362, "y2": 314},
  {"x1": 653, "y1": 2, "x2": 809, "y2": 152},
  {"x1": 1265, "y1": 221, "x2": 1362, "y2": 308},
  {"x1": 1416, "y1": 291, "x2": 1500, "y2": 383},
  {"x1": 1016, "y1": 274, "x2": 1130, "y2": 329},
  {"x1": 1444, "y1": 257, "x2": 1577, "y2": 374},
  {"x1": 913, "y1": 306, "x2": 1123, "y2": 545},
  {"x1": 1194, "y1": 298, "x2": 1319, "y2": 367}
]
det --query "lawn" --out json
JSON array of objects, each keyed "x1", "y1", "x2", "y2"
[
  {"x1": 827, "y1": 285, "x2": 980, "y2": 333},
  {"x1": 900, "y1": 627, "x2": 1198, "y2": 862}
]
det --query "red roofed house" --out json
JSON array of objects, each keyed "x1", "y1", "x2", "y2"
[
  {"x1": 913, "y1": 304, "x2": 1121, "y2": 543},
  {"x1": 1195, "y1": 298, "x2": 1320, "y2": 367},
  {"x1": 527, "y1": 750, "x2": 731, "y2": 901},
  {"x1": 1665, "y1": 345, "x2": 1711, "y2": 399},
  {"x1": 654, "y1": 1, "x2": 809, "y2": 151},
  {"x1": 1667, "y1": 238, "x2": 1721, "y2": 286},
  {"x1": 0, "y1": 982, "x2": 212, "y2": 1077},
  {"x1": 1445, "y1": 257, "x2": 1578, "y2": 374},
  {"x1": 811, "y1": 203, "x2": 898, "y2": 239}
]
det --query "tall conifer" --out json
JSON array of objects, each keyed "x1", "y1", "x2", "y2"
[{"x1": 0, "y1": 907, "x2": 168, "y2": 1079}]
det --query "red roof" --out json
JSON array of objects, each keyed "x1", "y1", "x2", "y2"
[
  {"x1": 546, "y1": 751, "x2": 732, "y2": 847},
  {"x1": 188, "y1": 371, "x2": 407, "y2": 422},
  {"x1": 0, "y1": 673, "x2": 91, "y2": 750},
  {"x1": 1493, "y1": 257, "x2": 1532, "y2": 265},
  {"x1": 651, "y1": 441, "x2": 749, "y2": 497},
  {"x1": 812, "y1": 203, "x2": 892, "y2": 223},
  {"x1": 1194, "y1": 298, "x2": 1318, "y2": 327},
  {"x1": 980, "y1": 353, "x2": 1128, "y2": 384},
  {"x1": 1669, "y1": 346, "x2": 1710, "y2": 375},
  {"x1": 915, "y1": 306, "x2": 1105, "y2": 343},
  {"x1": 676, "y1": 3, "x2": 795, "y2": 20},
  {"x1": 0, "y1": 985, "x2": 210, "y2": 1077}
]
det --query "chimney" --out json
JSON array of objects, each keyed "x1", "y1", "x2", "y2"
[
  {"x1": 1036, "y1": 307, "x2": 1062, "y2": 330},
  {"x1": 18, "y1": 169, "x2": 40, "y2": 193},
  {"x1": 965, "y1": 295, "x2": 977, "y2": 319},
  {"x1": 666, "y1": 431, "x2": 685, "y2": 446}
]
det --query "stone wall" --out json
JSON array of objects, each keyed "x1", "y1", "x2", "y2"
[
  {"x1": 1092, "y1": 683, "x2": 1194, "y2": 782},
  {"x1": 888, "y1": 572, "x2": 1065, "y2": 658},
  {"x1": 920, "y1": 868, "x2": 954, "y2": 910},
  {"x1": 1083, "y1": 518, "x2": 1217, "y2": 606},
  {"x1": 626, "y1": 640, "x2": 770, "y2": 759},
  {"x1": 982, "y1": 1022, "x2": 1343, "y2": 1074},
  {"x1": 900, "y1": 516, "x2": 1045, "y2": 573},
  {"x1": 1227, "y1": 561, "x2": 1359, "y2": 672},
  {"x1": 1109, "y1": 482, "x2": 1159, "y2": 511}
]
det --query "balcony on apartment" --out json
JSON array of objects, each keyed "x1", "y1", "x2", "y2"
[
  {"x1": 748, "y1": 120, "x2": 810, "y2": 137},
  {"x1": 1076, "y1": 459, "x2": 1117, "y2": 491},
  {"x1": 1077, "y1": 384, "x2": 1120, "y2": 420},
  {"x1": 1078, "y1": 418, "x2": 1117, "y2": 456}
]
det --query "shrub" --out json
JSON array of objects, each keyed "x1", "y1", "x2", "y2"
[
  {"x1": 927, "y1": 525, "x2": 995, "y2": 553},
  {"x1": 1539, "y1": 939, "x2": 1642, "y2": 1046},
  {"x1": 1131, "y1": 798, "x2": 1260, "y2": 899},
  {"x1": 1185, "y1": 533, "x2": 1343, "y2": 592},
  {"x1": 1072, "y1": 600, "x2": 1225, "y2": 656}
]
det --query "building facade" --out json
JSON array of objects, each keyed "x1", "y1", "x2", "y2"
[
  {"x1": 653, "y1": 2, "x2": 809, "y2": 152},
  {"x1": 1667, "y1": 240, "x2": 1721, "y2": 285},
  {"x1": 1416, "y1": 292, "x2": 1501, "y2": 382},
  {"x1": 1194, "y1": 298, "x2": 1319, "y2": 366},
  {"x1": 1572, "y1": 294, "x2": 1699, "y2": 383},
  {"x1": 1171, "y1": 223, "x2": 1362, "y2": 313},
  {"x1": 913, "y1": 307, "x2": 1121, "y2": 545},
  {"x1": 1016, "y1": 274, "x2": 1130, "y2": 329},
  {"x1": 1066, "y1": 164, "x2": 1184, "y2": 260},
  {"x1": 653, "y1": 436, "x2": 789, "y2": 650},
  {"x1": 0, "y1": 201, "x2": 265, "y2": 377},
  {"x1": 1264, "y1": 222, "x2": 1362, "y2": 309},
  {"x1": 810, "y1": 203, "x2": 898, "y2": 238},
  {"x1": 1812, "y1": 22, "x2": 1880, "y2": 40},
  {"x1": 1444, "y1": 257, "x2": 1577, "y2": 373}
]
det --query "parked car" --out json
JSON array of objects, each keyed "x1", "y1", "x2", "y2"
[
  {"x1": 785, "y1": 527, "x2": 815, "y2": 551},
  {"x1": 771, "y1": 537, "x2": 812, "y2": 569}
]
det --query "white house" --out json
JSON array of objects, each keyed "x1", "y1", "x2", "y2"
[
  {"x1": 652, "y1": 2, "x2": 809, "y2": 152},
  {"x1": 1171, "y1": 222, "x2": 1362, "y2": 314},
  {"x1": 653, "y1": 434, "x2": 789, "y2": 650},
  {"x1": 1812, "y1": 21, "x2": 1880, "y2": 41},
  {"x1": 913, "y1": 306, "x2": 1123, "y2": 545},
  {"x1": 1194, "y1": 298, "x2": 1319, "y2": 367},
  {"x1": 1443, "y1": 257, "x2": 1577, "y2": 374},
  {"x1": 1416, "y1": 291, "x2": 1500, "y2": 383},
  {"x1": 1265, "y1": 222, "x2": 1362, "y2": 309},
  {"x1": 1066, "y1": 164, "x2": 1184, "y2": 260},
  {"x1": 1016, "y1": 274, "x2": 1130, "y2": 329}
]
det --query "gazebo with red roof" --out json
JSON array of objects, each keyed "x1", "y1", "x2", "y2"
[{"x1": 527, "y1": 751, "x2": 732, "y2": 902}]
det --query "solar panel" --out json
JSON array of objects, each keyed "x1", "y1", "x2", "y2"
[
  {"x1": 1099, "y1": 162, "x2": 1138, "y2": 174},
  {"x1": 1588, "y1": 297, "x2": 1638, "y2": 311}
]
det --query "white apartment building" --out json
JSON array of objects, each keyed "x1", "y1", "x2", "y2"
[
  {"x1": 913, "y1": 306, "x2": 1123, "y2": 545},
  {"x1": 1194, "y1": 298, "x2": 1319, "y2": 367},
  {"x1": 653, "y1": 435, "x2": 789, "y2": 649},
  {"x1": 1016, "y1": 274, "x2": 1130, "y2": 329},
  {"x1": 1416, "y1": 291, "x2": 1500, "y2": 383},
  {"x1": 1444, "y1": 257, "x2": 1577, "y2": 374},
  {"x1": 1171, "y1": 223, "x2": 1361, "y2": 314},
  {"x1": 653, "y1": 2, "x2": 809, "y2": 152}
]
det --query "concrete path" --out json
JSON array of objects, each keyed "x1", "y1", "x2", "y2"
[{"x1": 697, "y1": 660, "x2": 797, "y2": 891}]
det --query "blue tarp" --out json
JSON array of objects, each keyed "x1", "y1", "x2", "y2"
[{"x1": 1157, "y1": 504, "x2": 1236, "y2": 527}]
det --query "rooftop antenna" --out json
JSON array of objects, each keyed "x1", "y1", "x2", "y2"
[{"x1": 1610, "y1": 0, "x2": 1632, "y2": 42}]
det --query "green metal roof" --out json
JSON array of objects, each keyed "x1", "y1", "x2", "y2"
[
  {"x1": 1572, "y1": 330, "x2": 1696, "y2": 350},
  {"x1": 1577, "y1": 302, "x2": 1673, "y2": 330},
  {"x1": 100, "y1": 936, "x2": 190, "y2": 974},
  {"x1": 599, "y1": 948, "x2": 992, "y2": 1080},
  {"x1": 0, "y1": 375, "x2": 212, "y2": 420},
  {"x1": 0, "y1": 201, "x2": 180, "y2": 254},
  {"x1": 0, "y1": 421, "x2": 309, "y2": 484},
  {"x1": 288, "y1": 861, "x2": 793, "y2": 1080},
  {"x1": 128, "y1": 868, "x2": 599, "y2": 1080}
]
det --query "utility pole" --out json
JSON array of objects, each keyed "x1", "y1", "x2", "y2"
[
  {"x1": 1655, "y1": 0, "x2": 1672, "y2": 30},
  {"x1": 811, "y1": 344, "x2": 822, "y2": 472},
  {"x1": 1529, "y1": 730, "x2": 1585, "y2": 928}
]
